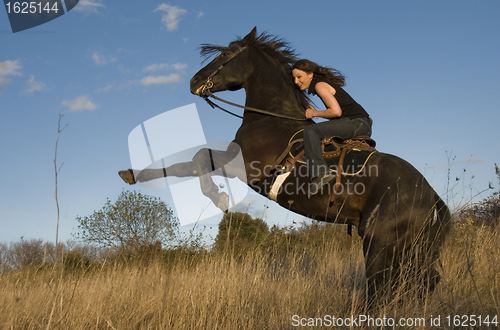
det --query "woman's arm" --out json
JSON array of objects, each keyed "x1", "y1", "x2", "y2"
[{"x1": 305, "y1": 82, "x2": 342, "y2": 119}]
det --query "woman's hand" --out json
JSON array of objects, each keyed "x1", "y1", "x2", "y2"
[{"x1": 305, "y1": 105, "x2": 316, "y2": 119}]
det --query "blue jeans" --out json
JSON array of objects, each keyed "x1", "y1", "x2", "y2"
[{"x1": 303, "y1": 117, "x2": 372, "y2": 178}]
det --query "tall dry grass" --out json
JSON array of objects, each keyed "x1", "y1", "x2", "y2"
[{"x1": 1, "y1": 221, "x2": 499, "y2": 329}]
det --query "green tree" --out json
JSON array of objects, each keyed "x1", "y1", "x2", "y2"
[
  {"x1": 75, "y1": 190, "x2": 178, "y2": 253},
  {"x1": 213, "y1": 212, "x2": 269, "y2": 255}
]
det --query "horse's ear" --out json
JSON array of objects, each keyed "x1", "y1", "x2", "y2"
[{"x1": 241, "y1": 26, "x2": 257, "y2": 44}]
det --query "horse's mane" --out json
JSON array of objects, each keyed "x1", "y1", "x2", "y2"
[{"x1": 200, "y1": 32, "x2": 310, "y2": 110}]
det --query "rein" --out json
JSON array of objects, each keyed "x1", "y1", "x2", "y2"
[
  {"x1": 203, "y1": 92, "x2": 309, "y2": 121},
  {"x1": 198, "y1": 46, "x2": 308, "y2": 122}
]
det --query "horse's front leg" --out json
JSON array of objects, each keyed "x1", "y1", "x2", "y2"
[
  {"x1": 118, "y1": 142, "x2": 244, "y2": 212},
  {"x1": 198, "y1": 170, "x2": 230, "y2": 212},
  {"x1": 118, "y1": 161, "x2": 199, "y2": 184},
  {"x1": 119, "y1": 158, "x2": 230, "y2": 211}
]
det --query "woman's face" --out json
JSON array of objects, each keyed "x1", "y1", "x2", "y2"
[{"x1": 292, "y1": 68, "x2": 313, "y2": 90}]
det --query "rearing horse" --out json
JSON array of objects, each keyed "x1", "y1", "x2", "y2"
[{"x1": 119, "y1": 27, "x2": 451, "y2": 301}]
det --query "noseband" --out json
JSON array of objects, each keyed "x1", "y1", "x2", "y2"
[{"x1": 197, "y1": 47, "x2": 308, "y2": 121}]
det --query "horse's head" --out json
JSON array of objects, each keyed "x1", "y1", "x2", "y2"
[
  {"x1": 190, "y1": 27, "x2": 257, "y2": 97},
  {"x1": 190, "y1": 27, "x2": 310, "y2": 117}
]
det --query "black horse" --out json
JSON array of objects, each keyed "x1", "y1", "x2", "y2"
[{"x1": 119, "y1": 27, "x2": 451, "y2": 301}]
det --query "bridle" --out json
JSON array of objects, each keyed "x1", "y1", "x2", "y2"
[
  {"x1": 196, "y1": 46, "x2": 308, "y2": 121},
  {"x1": 198, "y1": 46, "x2": 246, "y2": 98}
]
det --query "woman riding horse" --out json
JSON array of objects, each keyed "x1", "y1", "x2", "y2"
[
  {"x1": 292, "y1": 59, "x2": 372, "y2": 195},
  {"x1": 119, "y1": 27, "x2": 450, "y2": 303}
]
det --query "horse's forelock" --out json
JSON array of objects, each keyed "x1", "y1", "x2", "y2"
[{"x1": 200, "y1": 44, "x2": 227, "y2": 63}]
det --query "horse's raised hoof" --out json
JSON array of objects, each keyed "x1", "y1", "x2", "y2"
[
  {"x1": 119, "y1": 169, "x2": 136, "y2": 185},
  {"x1": 217, "y1": 192, "x2": 230, "y2": 213}
]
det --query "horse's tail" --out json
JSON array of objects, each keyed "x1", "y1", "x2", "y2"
[
  {"x1": 420, "y1": 193, "x2": 452, "y2": 291},
  {"x1": 436, "y1": 194, "x2": 452, "y2": 234},
  {"x1": 429, "y1": 193, "x2": 452, "y2": 252}
]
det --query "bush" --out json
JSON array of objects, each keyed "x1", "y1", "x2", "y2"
[{"x1": 213, "y1": 212, "x2": 270, "y2": 256}]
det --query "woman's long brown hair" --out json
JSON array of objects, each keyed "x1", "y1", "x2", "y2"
[{"x1": 292, "y1": 59, "x2": 346, "y2": 87}]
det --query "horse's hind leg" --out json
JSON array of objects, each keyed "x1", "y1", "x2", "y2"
[
  {"x1": 362, "y1": 239, "x2": 399, "y2": 304},
  {"x1": 362, "y1": 211, "x2": 447, "y2": 304},
  {"x1": 190, "y1": 143, "x2": 246, "y2": 211}
]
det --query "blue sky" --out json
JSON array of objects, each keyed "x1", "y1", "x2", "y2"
[{"x1": 1, "y1": 0, "x2": 499, "y2": 244}]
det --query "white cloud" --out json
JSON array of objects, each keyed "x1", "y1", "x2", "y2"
[
  {"x1": 91, "y1": 51, "x2": 117, "y2": 66},
  {"x1": 61, "y1": 96, "x2": 97, "y2": 112},
  {"x1": 456, "y1": 158, "x2": 484, "y2": 164},
  {"x1": 22, "y1": 75, "x2": 46, "y2": 94},
  {"x1": 91, "y1": 52, "x2": 106, "y2": 65},
  {"x1": 0, "y1": 60, "x2": 22, "y2": 77},
  {"x1": 144, "y1": 63, "x2": 169, "y2": 72},
  {"x1": 154, "y1": 4, "x2": 187, "y2": 31},
  {"x1": 95, "y1": 83, "x2": 115, "y2": 93},
  {"x1": 74, "y1": 0, "x2": 105, "y2": 14},
  {"x1": 118, "y1": 66, "x2": 131, "y2": 74},
  {"x1": 141, "y1": 74, "x2": 180, "y2": 85},
  {"x1": 172, "y1": 63, "x2": 188, "y2": 71},
  {"x1": 144, "y1": 62, "x2": 188, "y2": 72},
  {"x1": 197, "y1": 11, "x2": 204, "y2": 19},
  {"x1": 0, "y1": 60, "x2": 22, "y2": 94}
]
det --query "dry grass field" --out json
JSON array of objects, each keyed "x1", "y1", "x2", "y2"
[{"x1": 0, "y1": 220, "x2": 499, "y2": 329}]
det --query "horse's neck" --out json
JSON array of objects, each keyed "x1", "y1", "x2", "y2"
[
  {"x1": 243, "y1": 56, "x2": 306, "y2": 121},
  {"x1": 233, "y1": 52, "x2": 311, "y2": 156},
  {"x1": 235, "y1": 67, "x2": 310, "y2": 154}
]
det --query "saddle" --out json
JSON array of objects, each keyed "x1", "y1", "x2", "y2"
[
  {"x1": 284, "y1": 130, "x2": 376, "y2": 175},
  {"x1": 267, "y1": 129, "x2": 377, "y2": 206}
]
